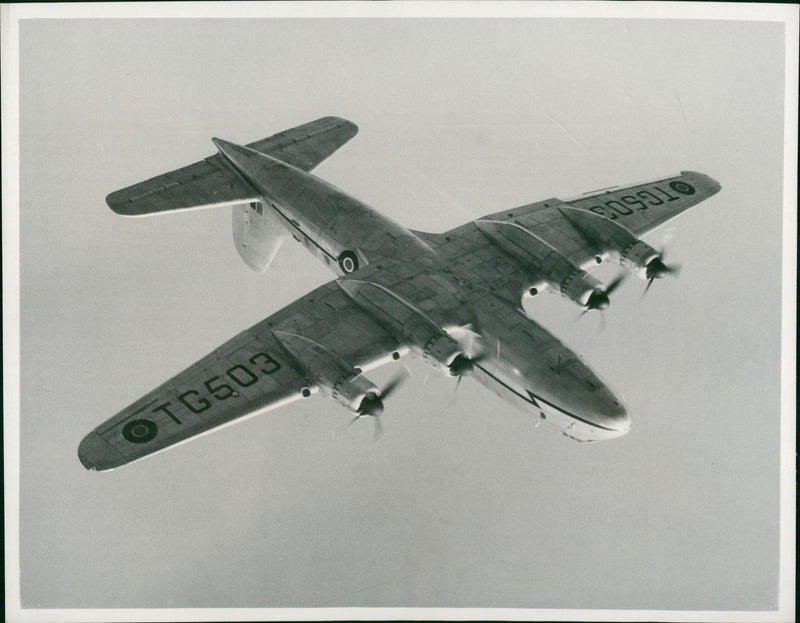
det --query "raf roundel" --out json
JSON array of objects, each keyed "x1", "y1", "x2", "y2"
[
  {"x1": 337, "y1": 250, "x2": 359, "y2": 274},
  {"x1": 669, "y1": 180, "x2": 695, "y2": 195},
  {"x1": 122, "y1": 419, "x2": 158, "y2": 444}
]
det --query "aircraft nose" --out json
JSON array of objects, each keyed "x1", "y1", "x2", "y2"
[{"x1": 592, "y1": 389, "x2": 630, "y2": 433}]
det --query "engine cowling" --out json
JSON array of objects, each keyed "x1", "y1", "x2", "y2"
[
  {"x1": 475, "y1": 218, "x2": 609, "y2": 309},
  {"x1": 558, "y1": 206, "x2": 662, "y2": 279},
  {"x1": 331, "y1": 374, "x2": 385, "y2": 415},
  {"x1": 421, "y1": 332, "x2": 480, "y2": 376},
  {"x1": 272, "y1": 330, "x2": 383, "y2": 414},
  {"x1": 336, "y1": 279, "x2": 483, "y2": 378}
]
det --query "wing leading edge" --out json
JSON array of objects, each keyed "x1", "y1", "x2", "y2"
[{"x1": 78, "y1": 279, "x2": 399, "y2": 471}]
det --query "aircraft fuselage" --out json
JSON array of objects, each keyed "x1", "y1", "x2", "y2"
[{"x1": 213, "y1": 138, "x2": 630, "y2": 442}]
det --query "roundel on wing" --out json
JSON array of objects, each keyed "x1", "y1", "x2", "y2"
[
  {"x1": 122, "y1": 419, "x2": 158, "y2": 444},
  {"x1": 669, "y1": 180, "x2": 695, "y2": 195},
  {"x1": 337, "y1": 250, "x2": 359, "y2": 274}
]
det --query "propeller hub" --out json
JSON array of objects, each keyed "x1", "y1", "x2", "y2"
[
  {"x1": 449, "y1": 354, "x2": 474, "y2": 377},
  {"x1": 586, "y1": 290, "x2": 610, "y2": 310},
  {"x1": 646, "y1": 257, "x2": 669, "y2": 279},
  {"x1": 358, "y1": 393, "x2": 384, "y2": 417}
]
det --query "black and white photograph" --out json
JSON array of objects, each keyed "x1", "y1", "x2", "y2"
[{"x1": 3, "y1": 3, "x2": 796, "y2": 621}]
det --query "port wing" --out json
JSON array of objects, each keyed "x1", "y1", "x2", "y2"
[{"x1": 78, "y1": 279, "x2": 398, "y2": 471}]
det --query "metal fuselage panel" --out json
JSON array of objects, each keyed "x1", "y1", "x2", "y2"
[
  {"x1": 213, "y1": 138, "x2": 438, "y2": 276},
  {"x1": 213, "y1": 139, "x2": 629, "y2": 441}
]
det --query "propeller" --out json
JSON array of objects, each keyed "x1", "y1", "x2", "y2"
[
  {"x1": 578, "y1": 273, "x2": 626, "y2": 330},
  {"x1": 446, "y1": 326, "x2": 501, "y2": 397},
  {"x1": 446, "y1": 324, "x2": 485, "y2": 381},
  {"x1": 448, "y1": 352, "x2": 484, "y2": 378},
  {"x1": 578, "y1": 273, "x2": 626, "y2": 333},
  {"x1": 606, "y1": 272, "x2": 626, "y2": 296},
  {"x1": 581, "y1": 273, "x2": 626, "y2": 315},
  {"x1": 372, "y1": 415, "x2": 384, "y2": 443},
  {"x1": 643, "y1": 248, "x2": 681, "y2": 297},
  {"x1": 340, "y1": 367, "x2": 410, "y2": 443},
  {"x1": 449, "y1": 349, "x2": 487, "y2": 394}
]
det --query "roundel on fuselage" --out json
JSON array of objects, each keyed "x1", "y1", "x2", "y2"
[
  {"x1": 338, "y1": 250, "x2": 359, "y2": 274},
  {"x1": 122, "y1": 419, "x2": 158, "y2": 443}
]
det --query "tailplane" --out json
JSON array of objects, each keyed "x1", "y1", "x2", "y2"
[
  {"x1": 105, "y1": 116, "x2": 358, "y2": 271},
  {"x1": 106, "y1": 116, "x2": 357, "y2": 216}
]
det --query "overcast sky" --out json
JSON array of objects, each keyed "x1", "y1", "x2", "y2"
[{"x1": 6, "y1": 4, "x2": 796, "y2": 621}]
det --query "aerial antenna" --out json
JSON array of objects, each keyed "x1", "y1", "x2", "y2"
[{"x1": 674, "y1": 88, "x2": 698, "y2": 162}]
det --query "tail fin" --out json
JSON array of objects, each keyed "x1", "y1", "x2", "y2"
[{"x1": 232, "y1": 201, "x2": 290, "y2": 272}]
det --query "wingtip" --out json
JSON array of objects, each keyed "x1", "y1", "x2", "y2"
[
  {"x1": 106, "y1": 191, "x2": 133, "y2": 215},
  {"x1": 681, "y1": 170, "x2": 721, "y2": 194},
  {"x1": 78, "y1": 432, "x2": 124, "y2": 472},
  {"x1": 106, "y1": 188, "x2": 157, "y2": 217},
  {"x1": 329, "y1": 116, "x2": 359, "y2": 135}
]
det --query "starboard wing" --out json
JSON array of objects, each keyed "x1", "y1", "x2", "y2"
[
  {"x1": 106, "y1": 116, "x2": 358, "y2": 216},
  {"x1": 431, "y1": 171, "x2": 720, "y2": 269},
  {"x1": 78, "y1": 279, "x2": 399, "y2": 471},
  {"x1": 558, "y1": 170, "x2": 720, "y2": 235}
]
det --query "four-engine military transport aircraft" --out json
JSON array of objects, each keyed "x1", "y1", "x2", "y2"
[{"x1": 78, "y1": 116, "x2": 721, "y2": 471}]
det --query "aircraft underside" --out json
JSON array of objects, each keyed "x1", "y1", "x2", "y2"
[{"x1": 79, "y1": 116, "x2": 720, "y2": 470}]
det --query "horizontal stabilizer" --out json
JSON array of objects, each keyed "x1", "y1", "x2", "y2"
[{"x1": 106, "y1": 116, "x2": 358, "y2": 216}]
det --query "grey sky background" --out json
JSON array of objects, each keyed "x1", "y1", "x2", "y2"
[{"x1": 10, "y1": 11, "x2": 791, "y2": 616}]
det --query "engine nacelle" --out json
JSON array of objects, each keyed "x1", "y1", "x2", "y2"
[
  {"x1": 336, "y1": 279, "x2": 480, "y2": 378},
  {"x1": 558, "y1": 268, "x2": 608, "y2": 308},
  {"x1": 618, "y1": 239, "x2": 660, "y2": 279},
  {"x1": 272, "y1": 329, "x2": 381, "y2": 414},
  {"x1": 331, "y1": 374, "x2": 383, "y2": 414},
  {"x1": 421, "y1": 332, "x2": 468, "y2": 375},
  {"x1": 475, "y1": 218, "x2": 607, "y2": 309},
  {"x1": 558, "y1": 206, "x2": 662, "y2": 279}
]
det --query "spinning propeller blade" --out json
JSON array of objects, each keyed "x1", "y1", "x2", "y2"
[
  {"x1": 337, "y1": 366, "x2": 410, "y2": 442},
  {"x1": 379, "y1": 367, "x2": 409, "y2": 401},
  {"x1": 372, "y1": 415, "x2": 384, "y2": 443},
  {"x1": 643, "y1": 241, "x2": 681, "y2": 297},
  {"x1": 605, "y1": 273, "x2": 626, "y2": 296},
  {"x1": 579, "y1": 273, "x2": 625, "y2": 329}
]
